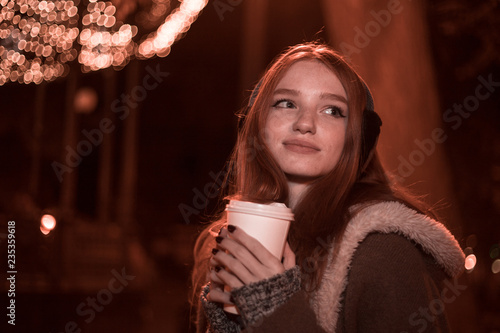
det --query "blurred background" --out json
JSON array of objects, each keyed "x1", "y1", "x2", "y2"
[{"x1": 0, "y1": 0, "x2": 499, "y2": 332}]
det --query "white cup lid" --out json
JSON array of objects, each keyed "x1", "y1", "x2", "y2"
[{"x1": 225, "y1": 200, "x2": 294, "y2": 221}]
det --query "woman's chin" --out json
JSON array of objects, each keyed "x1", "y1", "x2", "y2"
[{"x1": 284, "y1": 173, "x2": 323, "y2": 184}]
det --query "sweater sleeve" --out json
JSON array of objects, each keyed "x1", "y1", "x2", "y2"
[
  {"x1": 232, "y1": 266, "x2": 326, "y2": 333},
  {"x1": 241, "y1": 290, "x2": 327, "y2": 332},
  {"x1": 199, "y1": 284, "x2": 241, "y2": 333},
  {"x1": 198, "y1": 267, "x2": 326, "y2": 333},
  {"x1": 338, "y1": 233, "x2": 452, "y2": 333}
]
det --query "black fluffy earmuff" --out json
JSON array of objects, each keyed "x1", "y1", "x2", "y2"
[{"x1": 360, "y1": 82, "x2": 382, "y2": 170}]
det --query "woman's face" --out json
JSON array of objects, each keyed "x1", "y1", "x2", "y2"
[{"x1": 264, "y1": 59, "x2": 348, "y2": 182}]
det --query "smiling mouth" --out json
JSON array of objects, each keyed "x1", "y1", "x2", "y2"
[{"x1": 283, "y1": 140, "x2": 320, "y2": 154}]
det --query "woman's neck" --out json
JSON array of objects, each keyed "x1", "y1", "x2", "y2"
[{"x1": 287, "y1": 181, "x2": 310, "y2": 209}]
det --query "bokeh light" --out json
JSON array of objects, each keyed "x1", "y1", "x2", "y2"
[
  {"x1": 74, "y1": 86, "x2": 98, "y2": 113},
  {"x1": 490, "y1": 243, "x2": 499, "y2": 259},
  {"x1": 492, "y1": 259, "x2": 500, "y2": 274},
  {"x1": 78, "y1": 1, "x2": 136, "y2": 72},
  {"x1": 0, "y1": 0, "x2": 209, "y2": 84},
  {"x1": 137, "y1": 0, "x2": 208, "y2": 59},
  {"x1": 464, "y1": 253, "x2": 477, "y2": 271},
  {"x1": 0, "y1": 0, "x2": 80, "y2": 85},
  {"x1": 41, "y1": 213, "x2": 56, "y2": 230},
  {"x1": 463, "y1": 246, "x2": 474, "y2": 256},
  {"x1": 40, "y1": 213, "x2": 56, "y2": 235},
  {"x1": 465, "y1": 234, "x2": 477, "y2": 248},
  {"x1": 40, "y1": 225, "x2": 50, "y2": 235}
]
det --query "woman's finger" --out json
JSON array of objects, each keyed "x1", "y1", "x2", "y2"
[
  {"x1": 209, "y1": 249, "x2": 227, "y2": 267},
  {"x1": 209, "y1": 267, "x2": 226, "y2": 285},
  {"x1": 207, "y1": 283, "x2": 233, "y2": 304},
  {"x1": 215, "y1": 236, "x2": 272, "y2": 283},
  {"x1": 218, "y1": 226, "x2": 229, "y2": 238},
  {"x1": 212, "y1": 266, "x2": 245, "y2": 289},
  {"x1": 225, "y1": 225, "x2": 285, "y2": 275},
  {"x1": 212, "y1": 248, "x2": 255, "y2": 286}
]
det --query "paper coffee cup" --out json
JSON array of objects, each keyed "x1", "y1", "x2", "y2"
[{"x1": 223, "y1": 200, "x2": 294, "y2": 314}]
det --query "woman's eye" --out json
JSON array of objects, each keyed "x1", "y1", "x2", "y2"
[
  {"x1": 272, "y1": 99, "x2": 295, "y2": 109},
  {"x1": 324, "y1": 106, "x2": 346, "y2": 118}
]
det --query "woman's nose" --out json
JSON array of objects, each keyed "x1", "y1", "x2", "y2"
[{"x1": 292, "y1": 109, "x2": 316, "y2": 134}]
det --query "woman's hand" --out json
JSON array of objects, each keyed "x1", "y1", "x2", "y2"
[{"x1": 207, "y1": 225, "x2": 296, "y2": 304}]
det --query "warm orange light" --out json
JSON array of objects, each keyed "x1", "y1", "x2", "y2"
[
  {"x1": 137, "y1": 0, "x2": 208, "y2": 59},
  {"x1": 41, "y1": 214, "x2": 56, "y2": 231},
  {"x1": 1, "y1": 0, "x2": 208, "y2": 82},
  {"x1": 74, "y1": 87, "x2": 98, "y2": 114},
  {"x1": 0, "y1": 0, "x2": 79, "y2": 85},
  {"x1": 40, "y1": 225, "x2": 50, "y2": 235},
  {"x1": 464, "y1": 254, "x2": 477, "y2": 271}
]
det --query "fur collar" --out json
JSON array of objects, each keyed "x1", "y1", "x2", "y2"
[{"x1": 309, "y1": 201, "x2": 465, "y2": 332}]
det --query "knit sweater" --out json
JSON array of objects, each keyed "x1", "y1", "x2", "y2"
[{"x1": 197, "y1": 201, "x2": 465, "y2": 333}]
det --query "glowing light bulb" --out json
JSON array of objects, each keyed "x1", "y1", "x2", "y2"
[
  {"x1": 464, "y1": 254, "x2": 477, "y2": 271},
  {"x1": 41, "y1": 214, "x2": 56, "y2": 231},
  {"x1": 40, "y1": 225, "x2": 50, "y2": 235}
]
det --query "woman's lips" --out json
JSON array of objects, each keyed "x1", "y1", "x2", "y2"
[{"x1": 283, "y1": 139, "x2": 320, "y2": 154}]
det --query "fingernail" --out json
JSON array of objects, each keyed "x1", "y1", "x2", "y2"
[
  {"x1": 214, "y1": 266, "x2": 221, "y2": 272},
  {"x1": 212, "y1": 248, "x2": 219, "y2": 255},
  {"x1": 215, "y1": 236, "x2": 223, "y2": 244},
  {"x1": 227, "y1": 225, "x2": 236, "y2": 233}
]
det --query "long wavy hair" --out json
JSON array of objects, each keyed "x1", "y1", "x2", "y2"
[{"x1": 191, "y1": 42, "x2": 432, "y2": 306}]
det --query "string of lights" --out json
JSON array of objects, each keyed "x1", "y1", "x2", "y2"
[
  {"x1": 0, "y1": 0, "x2": 80, "y2": 85},
  {"x1": 137, "y1": 0, "x2": 208, "y2": 59},
  {"x1": 0, "y1": 0, "x2": 209, "y2": 86}
]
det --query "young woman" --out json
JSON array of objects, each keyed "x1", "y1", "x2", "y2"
[{"x1": 191, "y1": 42, "x2": 465, "y2": 332}]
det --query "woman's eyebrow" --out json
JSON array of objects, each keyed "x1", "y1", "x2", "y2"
[
  {"x1": 319, "y1": 92, "x2": 348, "y2": 104},
  {"x1": 274, "y1": 88, "x2": 347, "y2": 104},
  {"x1": 273, "y1": 88, "x2": 299, "y2": 96}
]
